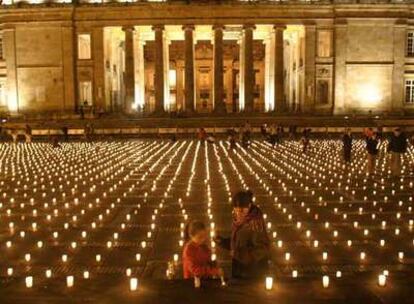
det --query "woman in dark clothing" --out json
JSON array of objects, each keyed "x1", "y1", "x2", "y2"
[
  {"x1": 366, "y1": 132, "x2": 379, "y2": 174},
  {"x1": 342, "y1": 129, "x2": 352, "y2": 163},
  {"x1": 388, "y1": 127, "x2": 408, "y2": 177},
  {"x1": 215, "y1": 191, "x2": 270, "y2": 279},
  {"x1": 301, "y1": 128, "x2": 311, "y2": 154}
]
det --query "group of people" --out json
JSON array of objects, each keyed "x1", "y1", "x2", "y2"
[
  {"x1": 342, "y1": 127, "x2": 410, "y2": 177},
  {"x1": 182, "y1": 190, "x2": 270, "y2": 281},
  {"x1": 198, "y1": 121, "x2": 253, "y2": 149},
  {"x1": 261, "y1": 124, "x2": 284, "y2": 146}
]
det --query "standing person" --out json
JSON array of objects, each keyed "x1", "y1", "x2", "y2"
[
  {"x1": 62, "y1": 126, "x2": 69, "y2": 142},
  {"x1": 84, "y1": 123, "x2": 93, "y2": 142},
  {"x1": 215, "y1": 191, "x2": 270, "y2": 279},
  {"x1": 10, "y1": 129, "x2": 18, "y2": 144},
  {"x1": 197, "y1": 127, "x2": 207, "y2": 142},
  {"x1": 269, "y1": 124, "x2": 278, "y2": 147},
  {"x1": 228, "y1": 128, "x2": 237, "y2": 150},
  {"x1": 366, "y1": 132, "x2": 379, "y2": 175},
  {"x1": 52, "y1": 136, "x2": 61, "y2": 148},
  {"x1": 240, "y1": 125, "x2": 250, "y2": 149},
  {"x1": 342, "y1": 128, "x2": 353, "y2": 163},
  {"x1": 182, "y1": 221, "x2": 222, "y2": 279},
  {"x1": 388, "y1": 127, "x2": 408, "y2": 178},
  {"x1": 260, "y1": 124, "x2": 268, "y2": 139},
  {"x1": 25, "y1": 124, "x2": 32, "y2": 143},
  {"x1": 277, "y1": 126, "x2": 284, "y2": 144},
  {"x1": 240, "y1": 121, "x2": 251, "y2": 147},
  {"x1": 301, "y1": 128, "x2": 310, "y2": 154},
  {"x1": 80, "y1": 104, "x2": 85, "y2": 120}
]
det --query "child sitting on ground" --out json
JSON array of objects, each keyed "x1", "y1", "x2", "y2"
[{"x1": 182, "y1": 220, "x2": 222, "y2": 279}]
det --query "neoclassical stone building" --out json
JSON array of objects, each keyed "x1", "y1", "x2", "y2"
[{"x1": 0, "y1": 0, "x2": 414, "y2": 116}]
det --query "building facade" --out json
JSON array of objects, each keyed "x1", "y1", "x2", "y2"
[{"x1": 0, "y1": 0, "x2": 414, "y2": 116}]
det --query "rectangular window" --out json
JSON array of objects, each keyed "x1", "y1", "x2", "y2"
[
  {"x1": 78, "y1": 34, "x2": 91, "y2": 60},
  {"x1": 407, "y1": 32, "x2": 414, "y2": 57},
  {"x1": 317, "y1": 30, "x2": 332, "y2": 58},
  {"x1": 405, "y1": 78, "x2": 414, "y2": 103},
  {"x1": 316, "y1": 80, "x2": 329, "y2": 105},
  {"x1": 79, "y1": 81, "x2": 93, "y2": 106}
]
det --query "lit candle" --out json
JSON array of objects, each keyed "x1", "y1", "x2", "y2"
[
  {"x1": 265, "y1": 276, "x2": 273, "y2": 290},
  {"x1": 66, "y1": 276, "x2": 74, "y2": 288},
  {"x1": 322, "y1": 275, "x2": 329, "y2": 288},
  {"x1": 336, "y1": 271, "x2": 342, "y2": 278},
  {"x1": 130, "y1": 278, "x2": 138, "y2": 291},
  {"x1": 378, "y1": 274, "x2": 386, "y2": 287},
  {"x1": 285, "y1": 252, "x2": 291, "y2": 261},
  {"x1": 25, "y1": 276, "x2": 33, "y2": 288},
  {"x1": 360, "y1": 252, "x2": 366, "y2": 260}
]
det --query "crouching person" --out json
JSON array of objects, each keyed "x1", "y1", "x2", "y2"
[
  {"x1": 215, "y1": 190, "x2": 270, "y2": 280},
  {"x1": 182, "y1": 221, "x2": 222, "y2": 279}
]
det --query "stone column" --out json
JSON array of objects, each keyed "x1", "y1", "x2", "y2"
[
  {"x1": 225, "y1": 61, "x2": 234, "y2": 113},
  {"x1": 213, "y1": 24, "x2": 226, "y2": 114},
  {"x1": 176, "y1": 61, "x2": 185, "y2": 112},
  {"x1": 134, "y1": 31, "x2": 145, "y2": 113},
  {"x1": 238, "y1": 35, "x2": 245, "y2": 112},
  {"x1": 243, "y1": 24, "x2": 255, "y2": 113},
  {"x1": 163, "y1": 36, "x2": 170, "y2": 112},
  {"x1": 61, "y1": 25, "x2": 76, "y2": 112},
  {"x1": 183, "y1": 25, "x2": 195, "y2": 113},
  {"x1": 264, "y1": 34, "x2": 275, "y2": 112},
  {"x1": 333, "y1": 21, "x2": 347, "y2": 114},
  {"x1": 93, "y1": 27, "x2": 105, "y2": 112},
  {"x1": 123, "y1": 26, "x2": 135, "y2": 113},
  {"x1": 153, "y1": 25, "x2": 165, "y2": 113},
  {"x1": 3, "y1": 27, "x2": 18, "y2": 113},
  {"x1": 303, "y1": 24, "x2": 316, "y2": 113},
  {"x1": 392, "y1": 21, "x2": 406, "y2": 112},
  {"x1": 274, "y1": 25, "x2": 286, "y2": 113}
]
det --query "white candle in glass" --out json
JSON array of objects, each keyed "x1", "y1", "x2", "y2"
[
  {"x1": 378, "y1": 274, "x2": 386, "y2": 287},
  {"x1": 322, "y1": 276, "x2": 329, "y2": 288},
  {"x1": 25, "y1": 276, "x2": 33, "y2": 288},
  {"x1": 66, "y1": 276, "x2": 74, "y2": 288},
  {"x1": 265, "y1": 277, "x2": 273, "y2": 290},
  {"x1": 130, "y1": 278, "x2": 138, "y2": 291}
]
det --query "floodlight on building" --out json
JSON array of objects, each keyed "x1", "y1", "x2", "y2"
[{"x1": 357, "y1": 83, "x2": 382, "y2": 107}]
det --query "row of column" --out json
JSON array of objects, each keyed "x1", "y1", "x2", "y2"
[{"x1": 123, "y1": 24, "x2": 286, "y2": 114}]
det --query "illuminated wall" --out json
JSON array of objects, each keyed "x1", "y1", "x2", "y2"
[
  {"x1": 3, "y1": 25, "x2": 75, "y2": 113},
  {"x1": 335, "y1": 20, "x2": 404, "y2": 114}
]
